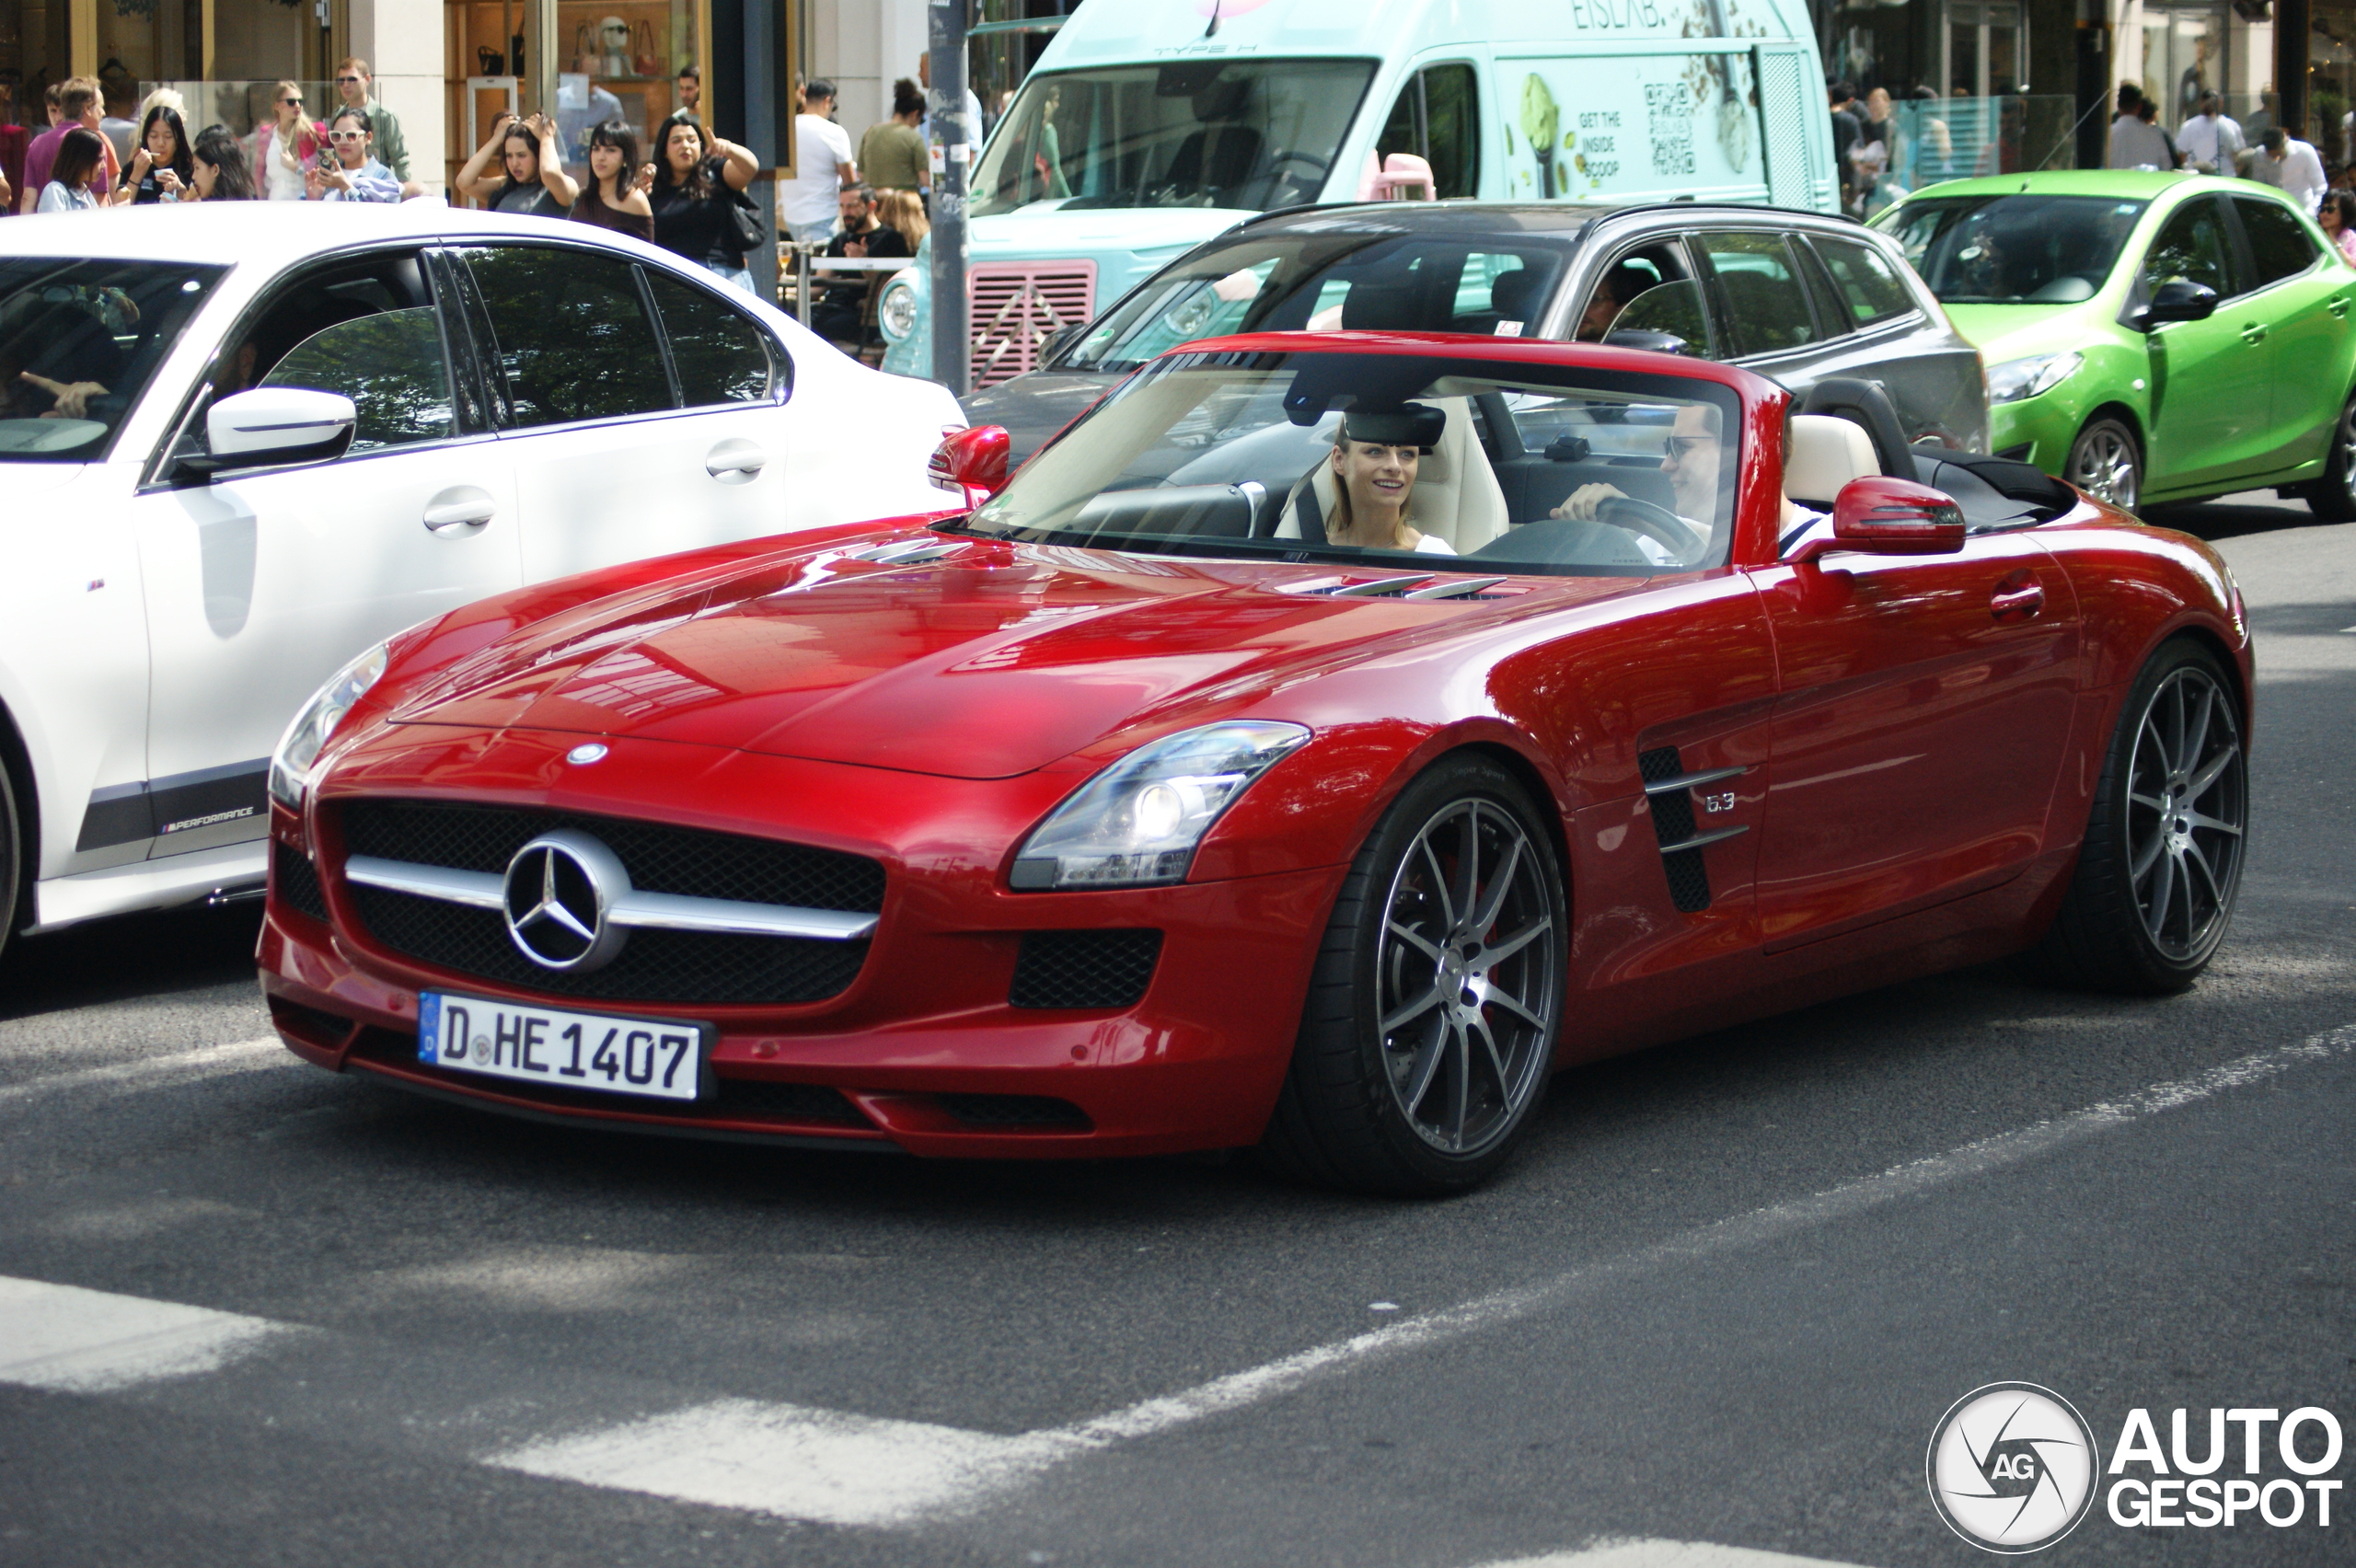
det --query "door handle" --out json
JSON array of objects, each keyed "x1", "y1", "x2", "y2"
[
  {"x1": 2240, "y1": 322, "x2": 2268, "y2": 344},
  {"x1": 422, "y1": 487, "x2": 496, "y2": 533},
  {"x1": 1991, "y1": 581, "x2": 2044, "y2": 619},
  {"x1": 705, "y1": 439, "x2": 768, "y2": 483},
  {"x1": 2332, "y1": 296, "x2": 2350, "y2": 320}
]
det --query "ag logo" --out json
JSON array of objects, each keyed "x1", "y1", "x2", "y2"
[{"x1": 1927, "y1": 1383, "x2": 2101, "y2": 1553}]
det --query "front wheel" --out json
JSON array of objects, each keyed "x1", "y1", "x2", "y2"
[
  {"x1": 2034, "y1": 640, "x2": 2247, "y2": 993},
  {"x1": 1260, "y1": 755, "x2": 1567, "y2": 1195},
  {"x1": 2066, "y1": 416, "x2": 2143, "y2": 513},
  {"x1": 2306, "y1": 391, "x2": 2356, "y2": 522}
]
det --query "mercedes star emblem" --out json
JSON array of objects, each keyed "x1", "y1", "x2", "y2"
[{"x1": 502, "y1": 829, "x2": 632, "y2": 972}]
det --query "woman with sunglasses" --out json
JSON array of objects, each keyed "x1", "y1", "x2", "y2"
[
  {"x1": 307, "y1": 108, "x2": 401, "y2": 202},
  {"x1": 251, "y1": 80, "x2": 322, "y2": 201}
]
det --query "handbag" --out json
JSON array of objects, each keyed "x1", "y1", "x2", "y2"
[{"x1": 725, "y1": 182, "x2": 765, "y2": 257}]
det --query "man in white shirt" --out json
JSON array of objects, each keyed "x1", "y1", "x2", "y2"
[
  {"x1": 2253, "y1": 128, "x2": 2328, "y2": 213},
  {"x1": 2177, "y1": 90, "x2": 2243, "y2": 175},
  {"x1": 781, "y1": 81, "x2": 856, "y2": 246},
  {"x1": 2106, "y1": 85, "x2": 2175, "y2": 170}
]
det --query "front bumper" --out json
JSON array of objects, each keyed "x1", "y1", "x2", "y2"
[{"x1": 260, "y1": 733, "x2": 1346, "y2": 1160}]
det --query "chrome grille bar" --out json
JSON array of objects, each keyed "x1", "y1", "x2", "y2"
[{"x1": 342, "y1": 856, "x2": 879, "y2": 940}]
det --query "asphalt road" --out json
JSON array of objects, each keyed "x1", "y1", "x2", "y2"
[{"x1": 2, "y1": 492, "x2": 2350, "y2": 1568}]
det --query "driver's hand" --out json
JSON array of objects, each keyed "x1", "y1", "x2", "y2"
[
  {"x1": 21, "y1": 372, "x2": 106, "y2": 419},
  {"x1": 1552, "y1": 483, "x2": 1628, "y2": 522}
]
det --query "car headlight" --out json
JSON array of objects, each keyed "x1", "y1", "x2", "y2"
[
  {"x1": 269, "y1": 640, "x2": 389, "y2": 811},
  {"x1": 878, "y1": 279, "x2": 918, "y2": 341},
  {"x1": 1010, "y1": 721, "x2": 1311, "y2": 891},
  {"x1": 1986, "y1": 351, "x2": 2083, "y2": 404}
]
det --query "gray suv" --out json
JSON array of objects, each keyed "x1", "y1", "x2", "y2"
[{"x1": 961, "y1": 202, "x2": 1988, "y2": 467}]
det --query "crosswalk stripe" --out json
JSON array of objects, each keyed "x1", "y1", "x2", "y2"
[
  {"x1": 1476, "y1": 1542, "x2": 1881, "y2": 1568},
  {"x1": 0, "y1": 1038, "x2": 284, "y2": 1106},
  {"x1": 491, "y1": 1399, "x2": 1077, "y2": 1528},
  {"x1": 0, "y1": 1275, "x2": 294, "y2": 1393}
]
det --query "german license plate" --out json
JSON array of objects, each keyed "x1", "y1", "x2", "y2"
[{"x1": 418, "y1": 992, "x2": 706, "y2": 1101}]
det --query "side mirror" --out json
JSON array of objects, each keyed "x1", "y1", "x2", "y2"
[
  {"x1": 2128, "y1": 278, "x2": 2218, "y2": 332},
  {"x1": 1791, "y1": 476, "x2": 1967, "y2": 564},
  {"x1": 1601, "y1": 329, "x2": 1693, "y2": 356},
  {"x1": 178, "y1": 387, "x2": 355, "y2": 479},
  {"x1": 927, "y1": 424, "x2": 1011, "y2": 505},
  {"x1": 1038, "y1": 323, "x2": 1086, "y2": 364}
]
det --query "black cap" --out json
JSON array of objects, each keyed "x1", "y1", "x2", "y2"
[{"x1": 1340, "y1": 402, "x2": 1446, "y2": 449}]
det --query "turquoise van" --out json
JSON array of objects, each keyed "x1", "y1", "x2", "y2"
[{"x1": 879, "y1": 0, "x2": 1839, "y2": 383}]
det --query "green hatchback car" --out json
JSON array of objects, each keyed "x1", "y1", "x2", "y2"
[{"x1": 1875, "y1": 169, "x2": 2356, "y2": 515}]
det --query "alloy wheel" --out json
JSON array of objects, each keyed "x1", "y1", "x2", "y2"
[
  {"x1": 2069, "y1": 421, "x2": 2141, "y2": 512},
  {"x1": 1374, "y1": 799, "x2": 1560, "y2": 1156},
  {"x1": 2125, "y1": 664, "x2": 2246, "y2": 963}
]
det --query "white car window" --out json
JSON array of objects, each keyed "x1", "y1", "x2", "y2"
[
  {"x1": 260, "y1": 307, "x2": 456, "y2": 452},
  {"x1": 641, "y1": 270, "x2": 778, "y2": 407},
  {"x1": 456, "y1": 245, "x2": 673, "y2": 428}
]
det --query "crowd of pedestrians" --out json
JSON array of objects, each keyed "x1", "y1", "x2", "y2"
[{"x1": 2106, "y1": 82, "x2": 2342, "y2": 216}]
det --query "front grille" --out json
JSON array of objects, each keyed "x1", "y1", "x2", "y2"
[
  {"x1": 272, "y1": 841, "x2": 329, "y2": 924},
  {"x1": 337, "y1": 801, "x2": 883, "y2": 911},
  {"x1": 1009, "y1": 929, "x2": 1162, "y2": 1009},
  {"x1": 968, "y1": 263, "x2": 1095, "y2": 389},
  {"x1": 939, "y1": 1093, "x2": 1091, "y2": 1128},
  {"x1": 348, "y1": 886, "x2": 868, "y2": 1007},
  {"x1": 1639, "y1": 746, "x2": 1713, "y2": 915}
]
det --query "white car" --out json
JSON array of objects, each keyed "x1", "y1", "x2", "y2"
[{"x1": 0, "y1": 203, "x2": 962, "y2": 960}]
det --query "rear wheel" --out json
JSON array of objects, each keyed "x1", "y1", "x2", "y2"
[
  {"x1": 1260, "y1": 755, "x2": 1566, "y2": 1196},
  {"x1": 2066, "y1": 416, "x2": 2142, "y2": 513},
  {"x1": 2306, "y1": 391, "x2": 2356, "y2": 522},
  {"x1": 2034, "y1": 640, "x2": 2246, "y2": 993}
]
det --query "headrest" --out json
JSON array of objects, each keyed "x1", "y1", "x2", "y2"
[
  {"x1": 1340, "y1": 402, "x2": 1446, "y2": 449},
  {"x1": 1785, "y1": 414, "x2": 1880, "y2": 504},
  {"x1": 1340, "y1": 281, "x2": 1421, "y2": 330},
  {"x1": 1490, "y1": 268, "x2": 1539, "y2": 317}
]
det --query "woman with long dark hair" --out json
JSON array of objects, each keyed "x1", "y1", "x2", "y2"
[
  {"x1": 113, "y1": 104, "x2": 194, "y2": 204},
  {"x1": 191, "y1": 125, "x2": 259, "y2": 201},
  {"x1": 455, "y1": 110, "x2": 578, "y2": 216},
  {"x1": 645, "y1": 110, "x2": 761, "y2": 291},
  {"x1": 36, "y1": 127, "x2": 107, "y2": 213},
  {"x1": 568, "y1": 120, "x2": 653, "y2": 241}
]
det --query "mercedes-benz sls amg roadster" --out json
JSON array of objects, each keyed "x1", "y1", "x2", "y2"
[{"x1": 259, "y1": 336, "x2": 2253, "y2": 1194}]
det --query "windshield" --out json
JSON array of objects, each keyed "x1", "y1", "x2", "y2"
[
  {"x1": 1875, "y1": 195, "x2": 2148, "y2": 305},
  {"x1": 1060, "y1": 233, "x2": 1573, "y2": 374},
  {"x1": 957, "y1": 350, "x2": 1741, "y2": 578},
  {"x1": 0, "y1": 259, "x2": 225, "y2": 462},
  {"x1": 970, "y1": 59, "x2": 1379, "y2": 219}
]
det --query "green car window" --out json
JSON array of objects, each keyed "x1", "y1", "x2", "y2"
[
  {"x1": 2143, "y1": 199, "x2": 2237, "y2": 299},
  {"x1": 1877, "y1": 195, "x2": 2148, "y2": 305},
  {"x1": 2233, "y1": 197, "x2": 2321, "y2": 288}
]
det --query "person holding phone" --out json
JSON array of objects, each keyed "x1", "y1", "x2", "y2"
[
  {"x1": 456, "y1": 110, "x2": 579, "y2": 216},
  {"x1": 307, "y1": 108, "x2": 402, "y2": 202}
]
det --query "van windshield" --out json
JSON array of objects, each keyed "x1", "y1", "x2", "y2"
[
  {"x1": 1875, "y1": 195, "x2": 2149, "y2": 305},
  {"x1": 970, "y1": 59, "x2": 1379, "y2": 219},
  {"x1": 1061, "y1": 232, "x2": 1573, "y2": 373}
]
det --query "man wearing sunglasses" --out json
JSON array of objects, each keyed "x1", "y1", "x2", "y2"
[
  {"x1": 332, "y1": 58, "x2": 409, "y2": 183},
  {"x1": 1552, "y1": 402, "x2": 1833, "y2": 564}
]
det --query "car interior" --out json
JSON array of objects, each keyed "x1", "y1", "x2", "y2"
[{"x1": 0, "y1": 259, "x2": 223, "y2": 458}]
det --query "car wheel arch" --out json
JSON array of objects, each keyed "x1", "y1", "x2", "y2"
[{"x1": 0, "y1": 697, "x2": 35, "y2": 942}]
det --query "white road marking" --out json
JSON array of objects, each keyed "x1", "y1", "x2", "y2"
[
  {"x1": 484, "y1": 1024, "x2": 2356, "y2": 1527},
  {"x1": 491, "y1": 1400, "x2": 1076, "y2": 1528},
  {"x1": 0, "y1": 1275, "x2": 294, "y2": 1393},
  {"x1": 1477, "y1": 1541, "x2": 1880, "y2": 1568},
  {"x1": 0, "y1": 1038, "x2": 284, "y2": 1107}
]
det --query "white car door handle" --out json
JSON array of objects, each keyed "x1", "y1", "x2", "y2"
[
  {"x1": 422, "y1": 487, "x2": 497, "y2": 533},
  {"x1": 706, "y1": 439, "x2": 769, "y2": 482}
]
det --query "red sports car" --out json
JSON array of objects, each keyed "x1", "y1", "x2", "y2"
[{"x1": 259, "y1": 336, "x2": 2252, "y2": 1194}]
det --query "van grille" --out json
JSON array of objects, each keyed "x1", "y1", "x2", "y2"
[{"x1": 969, "y1": 263, "x2": 1095, "y2": 388}]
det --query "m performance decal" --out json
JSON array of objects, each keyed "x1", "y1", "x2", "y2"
[{"x1": 75, "y1": 760, "x2": 271, "y2": 851}]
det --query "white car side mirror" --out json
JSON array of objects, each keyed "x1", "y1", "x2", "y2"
[{"x1": 191, "y1": 386, "x2": 357, "y2": 477}]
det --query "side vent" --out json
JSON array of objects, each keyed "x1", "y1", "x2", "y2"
[{"x1": 1639, "y1": 747, "x2": 1713, "y2": 913}]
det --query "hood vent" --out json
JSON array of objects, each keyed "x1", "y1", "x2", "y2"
[{"x1": 1288, "y1": 574, "x2": 1507, "y2": 600}]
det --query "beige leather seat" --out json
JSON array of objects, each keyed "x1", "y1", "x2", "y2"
[
  {"x1": 1784, "y1": 413, "x2": 1881, "y2": 507},
  {"x1": 1276, "y1": 396, "x2": 1509, "y2": 551}
]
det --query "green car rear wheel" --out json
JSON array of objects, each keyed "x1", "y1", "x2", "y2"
[{"x1": 2307, "y1": 391, "x2": 2356, "y2": 523}]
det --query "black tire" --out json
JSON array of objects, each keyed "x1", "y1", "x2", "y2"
[
  {"x1": 2065, "y1": 415, "x2": 2143, "y2": 513},
  {"x1": 1260, "y1": 755, "x2": 1567, "y2": 1196},
  {"x1": 2306, "y1": 391, "x2": 2356, "y2": 523},
  {"x1": 2033, "y1": 639, "x2": 2246, "y2": 994},
  {"x1": 0, "y1": 752, "x2": 18, "y2": 971}
]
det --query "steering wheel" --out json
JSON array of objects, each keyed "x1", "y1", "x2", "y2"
[
  {"x1": 1596, "y1": 496, "x2": 1704, "y2": 559},
  {"x1": 1261, "y1": 152, "x2": 1331, "y2": 200}
]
